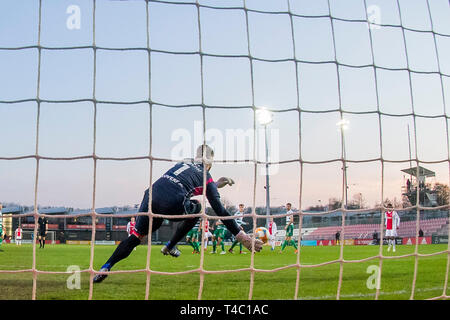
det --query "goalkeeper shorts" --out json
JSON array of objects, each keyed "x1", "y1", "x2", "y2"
[{"x1": 134, "y1": 179, "x2": 200, "y2": 237}]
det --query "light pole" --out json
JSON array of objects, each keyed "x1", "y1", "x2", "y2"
[
  {"x1": 257, "y1": 108, "x2": 273, "y2": 228},
  {"x1": 337, "y1": 118, "x2": 349, "y2": 209},
  {"x1": 359, "y1": 192, "x2": 362, "y2": 209}
]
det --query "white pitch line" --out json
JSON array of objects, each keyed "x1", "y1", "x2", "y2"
[{"x1": 297, "y1": 286, "x2": 445, "y2": 300}]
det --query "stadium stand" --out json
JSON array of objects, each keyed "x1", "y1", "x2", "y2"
[
  {"x1": 302, "y1": 217, "x2": 448, "y2": 240},
  {"x1": 3, "y1": 204, "x2": 448, "y2": 244}
]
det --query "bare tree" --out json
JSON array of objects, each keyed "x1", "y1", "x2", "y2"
[
  {"x1": 433, "y1": 183, "x2": 449, "y2": 206},
  {"x1": 349, "y1": 193, "x2": 365, "y2": 209},
  {"x1": 375, "y1": 197, "x2": 402, "y2": 209},
  {"x1": 328, "y1": 197, "x2": 342, "y2": 210}
]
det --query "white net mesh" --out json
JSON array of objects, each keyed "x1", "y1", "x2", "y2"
[{"x1": 0, "y1": 0, "x2": 449, "y2": 300}]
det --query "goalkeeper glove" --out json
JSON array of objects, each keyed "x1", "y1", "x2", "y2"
[
  {"x1": 216, "y1": 177, "x2": 235, "y2": 188},
  {"x1": 235, "y1": 230, "x2": 263, "y2": 252}
]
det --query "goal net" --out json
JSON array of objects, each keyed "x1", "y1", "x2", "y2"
[
  {"x1": 20, "y1": 230, "x2": 56, "y2": 245},
  {"x1": 0, "y1": 0, "x2": 449, "y2": 301}
]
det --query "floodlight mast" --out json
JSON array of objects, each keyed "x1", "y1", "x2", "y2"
[
  {"x1": 257, "y1": 109, "x2": 273, "y2": 228},
  {"x1": 337, "y1": 119, "x2": 349, "y2": 209}
]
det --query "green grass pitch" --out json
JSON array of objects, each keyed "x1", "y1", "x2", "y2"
[{"x1": 0, "y1": 243, "x2": 448, "y2": 300}]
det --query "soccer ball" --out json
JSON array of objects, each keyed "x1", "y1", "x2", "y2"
[{"x1": 254, "y1": 227, "x2": 269, "y2": 244}]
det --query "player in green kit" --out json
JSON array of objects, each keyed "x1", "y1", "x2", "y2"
[
  {"x1": 228, "y1": 204, "x2": 247, "y2": 254},
  {"x1": 186, "y1": 220, "x2": 201, "y2": 254},
  {"x1": 211, "y1": 220, "x2": 227, "y2": 254},
  {"x1": 280, "y1": 203, "x2": 298, "y2": 253}
]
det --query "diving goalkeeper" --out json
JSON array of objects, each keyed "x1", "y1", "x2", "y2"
[{"x1": 94, "y1": 145, "x2": 263, "y2": 283}]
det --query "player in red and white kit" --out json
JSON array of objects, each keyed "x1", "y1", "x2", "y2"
[
  {"x1": 127, "y1": 217, "x2": 136, "y2": 250},
  {"x1": 200, "y1": 219, "x2": 213, "y2": 251},
  {"x1": 268, "y1": 216, "x2": 277, "y2": 251},
  {"x1": 126, "y1": 217, "x2": 136, "y2": 236},
  {"x1": 15, "y1": 225, "x2": 23, "y2": 246},
  {"x1": 384, "y1": 203, "x2": 400, "y2": 252}
]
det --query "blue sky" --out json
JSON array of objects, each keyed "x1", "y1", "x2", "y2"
[{"x1": 0, "y1": 0, "x2": 449, "y2": 210}]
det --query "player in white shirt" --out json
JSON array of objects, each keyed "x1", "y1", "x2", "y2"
[
  {"x1": 384, "y1": 203, "x2": 400, "y2": 252},
  {"x1": 228, "y1": 204, "x2": 247, "y2": 254},
  {"x1": 126, "y1": 217, "x2": 136, "y2": 236},
  {"x1": 200, "y1": 219, "x2": 213, "y2": 251},
  {"x1": 280, "y1": 203, "x2": 298, "y2": 253},
  {"x1": 15, "y1": 225, "x2": 23, "y2": 246},
  {"x1": 127, "y1": 217, "x2": 137, "y2": 250},
  {"x1": 268, "y1": 216, "x2": 278, "y2": 251}
]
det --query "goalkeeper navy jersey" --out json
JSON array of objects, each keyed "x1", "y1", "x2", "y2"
[
  {"x1": 135, "y1": 161, "x2": 241, "y2": 237},
  {"x1": 161, "y1": 161, "x2": 214, "y2": 198},
  {"x1": 159, "y1": 162, "x2": 233, "y2": 224}
]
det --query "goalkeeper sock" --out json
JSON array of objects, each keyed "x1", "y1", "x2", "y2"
[
  {"x1": 39, "y1": 239, "x2": 42, "y2": 248},
  {"x1": 105, "y1": 235, "x2": 141, "y2": 269},
  {"x1": 43, "y1": 239, "x2": 45, "y2": 248}
]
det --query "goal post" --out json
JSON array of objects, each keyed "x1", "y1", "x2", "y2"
[{"x1": 20, "y1": 230, "x2": 56, "y2": 245}]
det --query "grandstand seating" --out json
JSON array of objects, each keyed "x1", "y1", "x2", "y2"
[{"x1": 302, "y1": 218, "x2": 448, "y2": 240}]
